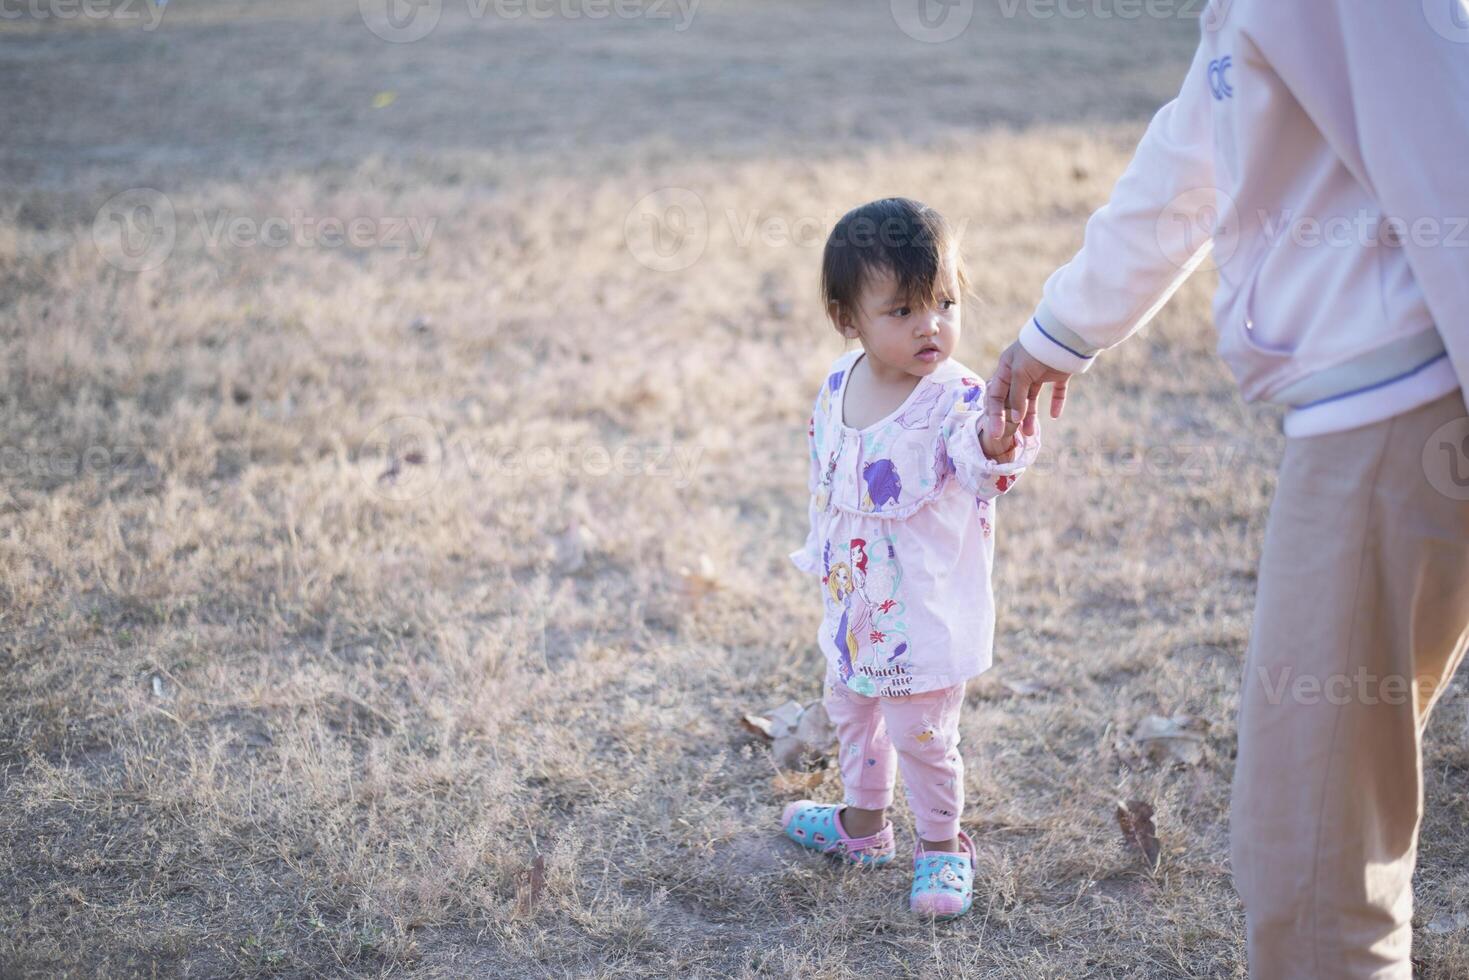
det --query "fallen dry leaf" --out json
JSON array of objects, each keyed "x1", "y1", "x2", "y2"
[
  {"x1": 771, "y1": 734, "x2": 810, "y2": 770},
  {"x1": 765, "y1": 700, "x2": 804, "y2": 739},
  {"x1": 794, "y1": 700, "x2": 834, "y2": 747},
  {"x1": 1115, "y1": 799, "x2": 1161, "y2": 872},
  {"x1": 749, "y1": 698, "x2": 837, "y2": 770},
  {"x1": 1131, "y1": 713, "x2": 1207, "y2": 767},
  {"x1": 740, "y1": 713, "x2": 774, "y2": 740}
]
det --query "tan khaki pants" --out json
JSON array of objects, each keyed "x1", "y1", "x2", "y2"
[{"x1": 1230, "y1": 389, "x2": 1469, "y2": 978}]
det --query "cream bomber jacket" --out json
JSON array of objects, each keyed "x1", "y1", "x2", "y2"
[{"x1": 1019, "y1": 0, "x2": 1469, "y2": 437}]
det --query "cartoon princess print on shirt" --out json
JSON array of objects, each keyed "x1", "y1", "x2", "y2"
[{"x1": 823, "y1": 534, "x2": 910, "y2": 694}]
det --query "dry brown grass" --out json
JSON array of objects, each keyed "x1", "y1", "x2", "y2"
[{"x1": 4, "y1": 2, "x2": 1469, "y2": 977}]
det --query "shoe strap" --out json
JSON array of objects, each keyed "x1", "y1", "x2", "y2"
[
  {"x1": 827, "y1": 820, "x2": 890, "y2": 854},
  {"x1": 912, "y1": 829, "x2": 976, "y2": 871}
]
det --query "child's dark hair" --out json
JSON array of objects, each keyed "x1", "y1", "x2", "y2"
[{"x1": 821, "y1": 197, "x2": 968, "y2": 327}]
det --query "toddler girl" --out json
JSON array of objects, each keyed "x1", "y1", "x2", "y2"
[{"x1": 781, "y1": 197, "x2": 1040, "y2": 920}]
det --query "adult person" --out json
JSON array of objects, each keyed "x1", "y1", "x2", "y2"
[{"x1": 984, "y1": 2, "x2": 1469, "y2": 976}]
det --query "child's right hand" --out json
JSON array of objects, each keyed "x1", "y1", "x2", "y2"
[
  {"x1": 984, "y1": 341, "x2": 1066, "y2": 444},
  {"x1": 982, "y1": 395, "x2": 1046, "y2": 461},
  {"x1": 978, "y1": 414, "x2": 1021, "y2": 462}
]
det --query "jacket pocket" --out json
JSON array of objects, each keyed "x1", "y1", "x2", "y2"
[
  {"x1": 1236, "y1": 244, "x2": 1296, "y2": 355},
  {"x1": 1215, "y1": 241, "x2": 1296, "y2": 397}
]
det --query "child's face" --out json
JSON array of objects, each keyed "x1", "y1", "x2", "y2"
[{"x1": 832, "y1": 263, "x2": 961, "y2": 380}]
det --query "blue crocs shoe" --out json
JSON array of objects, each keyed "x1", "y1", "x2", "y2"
[
  {"x1": 910, "y1": 829, "x2": 976, "y2": 919},
  {"x1": 780, "y1": 800, "x2": 895, "y2": 867}
]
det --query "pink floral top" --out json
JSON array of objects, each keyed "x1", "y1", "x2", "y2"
[{"x1": 790, "y1": 348, "x2": 1040, "y2": 696}]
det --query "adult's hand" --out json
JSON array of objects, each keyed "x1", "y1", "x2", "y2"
[{"x1": 985, "y1": 340, "x2": 1074, "y2": 442}]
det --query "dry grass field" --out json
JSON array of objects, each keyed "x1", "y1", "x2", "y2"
[{"x1": 4, "y1": 1, "x2": 1469, "y2": 977}]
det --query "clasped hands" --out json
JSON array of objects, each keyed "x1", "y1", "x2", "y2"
[{"x1": 977, "y1": 340, "x2": 1075, "y2": 462}]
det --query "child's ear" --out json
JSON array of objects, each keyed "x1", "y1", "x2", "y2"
[{"x1": 828, "y1": 301, "x2": 859, "y2": 339}]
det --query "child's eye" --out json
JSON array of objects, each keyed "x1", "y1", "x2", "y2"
[
  {"x1": 892, "y1": 306, "x2": 911, "y2": 317},
  {"x1": 941, "y1": 299, "x2": 956, "y2": 310}
]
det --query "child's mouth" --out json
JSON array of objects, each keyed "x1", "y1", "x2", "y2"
[{"x1": 917, "y1": 346, "x2": 941, "y2": 361}]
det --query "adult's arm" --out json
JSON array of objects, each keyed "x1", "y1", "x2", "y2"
[
  {"x1": 1019, "y1": 28, "x2": 1218, "y2": 374},
  {"x1": 988, "y1": 27, "x2": 1219, "y2": 434}
]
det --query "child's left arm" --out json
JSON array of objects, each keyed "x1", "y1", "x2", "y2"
[
  {"x1": 940, "y1": 378, "x2": 1041, "y2": 501},
  {"x1": 788, "y1": 397, "x2": 827, "y2": 577}
]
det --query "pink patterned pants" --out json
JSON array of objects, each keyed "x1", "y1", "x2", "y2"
[{"x1": 821, "y1": 662, "x2": 967, "y2": 841}]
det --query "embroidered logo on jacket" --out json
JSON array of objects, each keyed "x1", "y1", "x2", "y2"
[{"x1": 1207, "y1": 55, "x2": 1234, "y2": 101}]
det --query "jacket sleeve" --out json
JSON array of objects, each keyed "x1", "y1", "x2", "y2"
[
  {"x1": 1019, "y1": 28, "x2": 1218, "y2": 374},
  {"x1": 1242, "y1": 0, "x2": 1469, "y2": 392},
  {"x1": 941, "y1": 379, "x2": 1041, "y2": 502}
]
